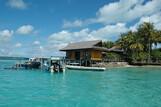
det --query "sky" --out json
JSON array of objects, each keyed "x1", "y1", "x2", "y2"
[{"x1": 0, "y1": 0, "x2": 161, "y2": 57}]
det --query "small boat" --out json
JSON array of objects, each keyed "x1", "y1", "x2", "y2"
[
  {"x1": 23, "y1": 61, "x2": 41, "y2": 69},
  {"x1": 49, "y1": 56, "x2": 65, "y2": 73},
  {"x1": 50, "y1": 63, "x2": 64, "y2": 73},
  {"x1": 65, "y1": 65, "x2": 106, "y2": 71}
]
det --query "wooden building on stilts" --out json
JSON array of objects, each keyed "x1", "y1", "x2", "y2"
[{"x1": 60, "y1": 40, "x2": 108, "y2": 66}]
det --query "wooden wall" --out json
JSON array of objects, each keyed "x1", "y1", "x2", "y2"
[
  {"x1": 66, "y1": 50, "x2": 102, "y2": 61},
  {"x1": 66, "y1": 51, "x2": 75, "y2": 60},
  {"x1": 91, "y1": 50, "x2": 102, "y2": 61}
]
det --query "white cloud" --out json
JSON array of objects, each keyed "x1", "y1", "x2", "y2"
[
  {"x1": 63, "y1": 0, "x2": 161, "y2": 28},
  {"x1": 16, "y1": 25, "x2": 34, "y2": 35},
  {"x1": 90, "y1": 23, "x2": 128, "y2": 41},
  {"x1": 48, "y1": 30, "x2": 72, "y2": 42},
  {"x1": 0, "y1": 30, "x2": 14, "y2": 56},
  {"x1": 0, "y1": 49, "x2": 6, "y2": 55},
  {"x1": 96, "y1": 0, "x2": 140, "y2": 24},
  {"x1": 97, "y1": 0, "x2": 161, "y2": 24},
  {"x1": 0, "y1": 43, "x2": 13, "y2": 56},
  {"x1": 33, "y1": 41, "x2": 40, "y2": 45},
  {"x1": 48, "y1": 28, "x2": 95, "y2": 44},
  {"x1": 15, "y1": 43, "x2": 22, "y2": 48},
  {"x1": 130, "y1": 13, "x2": 161, "y2": 31},
  {"x1": 27, "y1": 45, "x2": 45, "y2": 57},
  {"x1": 62, "y1": 18, "x2": 96, "y2": 28},
  {"x1": 48, "y1": 29, "x2": 95, "y2": 52},
  {"x1": 39, "y1": 46, "x2": 44, "y2": 50},
  {"x1": 0, "y1": 29, "x2": 14, "y2": 42},
  {"x1": 3, "y1": 0, "x2": 161, "y2": 57},
  {"x1": 7, "y1": 0, "x2": 27, "y2": 10},
  {"x1": 0, "y1": 49, "x2": 11, "y2": 56},
  {"x1": 48, "y1": 23, "x2": 128, "y2": 50}
]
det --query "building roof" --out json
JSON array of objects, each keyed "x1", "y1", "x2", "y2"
[
  {"x1": 60, "y1": 40, "x2": 106, "y2": 51},
  {"x1": 60, "y1": 40, "x2": 124, "y2": 53},
  {"x1": 107, "y1": 46, "x2": 123, "y2": 52}
]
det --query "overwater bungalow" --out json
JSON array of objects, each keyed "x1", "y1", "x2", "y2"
[{"x1": 60, "y1": 40, "x2": 109, "y2": 66}]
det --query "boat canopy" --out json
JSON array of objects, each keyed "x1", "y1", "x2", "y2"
[{"x1": 50, "y1": 56, "x2": 64, "y2": 61}]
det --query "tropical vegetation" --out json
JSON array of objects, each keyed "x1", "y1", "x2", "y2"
[{"x1": 103, "y1": 22, "x2": 161, "y2": 64}]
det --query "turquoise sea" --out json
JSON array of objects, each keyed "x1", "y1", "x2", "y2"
[{"x1": 0, "y1": 60, "x2": 161, "y2": 107}]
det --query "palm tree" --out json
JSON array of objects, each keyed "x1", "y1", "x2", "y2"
[
  {"x1": 152, "y1": 30, "x2": 161, "y2": 46},
  {"x1": 129, "y1": 42, "x2": 144, "y2": 61},
  {"x1": 116, "y1": 31, "x2": 134, "y2": 53},
  {"x1": 115, "y1": 22, "x2": 161, "y2": 64},
  {"x1": 137, "y1": 22, "x2": 157, "y2": 63},
  {"x1": 103, "y1": 41, "x2": 114, "y2": 49},
  {"x1": 129, "y1": 43, "x2": 144, "y2": 51}
]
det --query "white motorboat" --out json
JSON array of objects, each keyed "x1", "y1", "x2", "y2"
[
  {"x1": 49, "y1": 56, "x2": 65, "y2": 73},
  {"x1": 65, "y1": 65, "x2": 106, "y2": 71}
]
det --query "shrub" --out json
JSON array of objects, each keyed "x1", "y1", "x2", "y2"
[
  {"x1": 105, "y1": 52, "x2": 122, "y2": 61},
  {"x1": 131, "y1": 52, "x2": 149, "y2": 62},
  {"x1": 151, "y1": 50, "x2": 161, "y2": 59}
]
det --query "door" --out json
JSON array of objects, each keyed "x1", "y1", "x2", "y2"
[{"x1": 75, "y1": 51, "x2": 80, "y2": 60}]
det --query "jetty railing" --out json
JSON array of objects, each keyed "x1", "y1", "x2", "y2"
[{"x1": 130, "y1": 60, "x2": 161, "y2": 65}]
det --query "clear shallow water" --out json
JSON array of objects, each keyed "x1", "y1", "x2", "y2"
[{"x1": 0, "y1": 60, "x2": 161, "y2": 107}]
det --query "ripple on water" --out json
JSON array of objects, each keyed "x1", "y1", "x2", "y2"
[{"x1": 0, "y1": 61, "x2": 161, "y2": 107}]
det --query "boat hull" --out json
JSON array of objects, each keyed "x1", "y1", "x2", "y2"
[
  {"x1": 66, "y1": 65, "x2": 106, "y2": 71},
  {"x1": 50, "y1": 66, "x2": 65, "y2": 73}
]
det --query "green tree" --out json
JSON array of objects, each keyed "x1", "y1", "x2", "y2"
[
  {"x1": 116, "y1": 31, "x2": 134, "y2": 53},
  {"x1": 113, "y1": 22, "x2": 161, "y2": 64},
  {"x1": 103, "y1": 41, "x2": 114, "y2": 49},
  {"x1": 137, "y1": 22, "x2": 153, "y2": 51},
  {"x1": 137, "y1": 22, "x2": 161, "y2": 62}
]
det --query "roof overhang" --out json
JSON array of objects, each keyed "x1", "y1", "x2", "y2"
[{"x1": 60, "y1": 46, "x2": 109, "y2": 52}]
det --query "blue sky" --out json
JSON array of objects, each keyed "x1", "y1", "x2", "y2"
[{"x1": 0, "y1": 0, "x2": 161, "y2": 57}]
